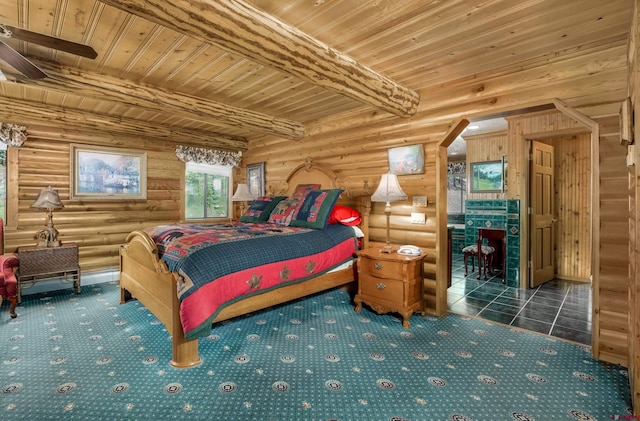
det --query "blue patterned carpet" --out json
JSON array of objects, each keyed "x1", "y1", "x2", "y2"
[{"x1": 0, "y1": 282, "x2": 632, "y2": 420}]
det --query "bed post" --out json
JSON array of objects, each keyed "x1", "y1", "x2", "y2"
[
  {"x1": 360, "y1": 193, "x2": 371, "y2": 249},
  {"x1": 350, "y1": 180, "x2": 371, "y2": 249},
  {"x1": 170, "y1": 275, "x2": 201, "y2": 368}
]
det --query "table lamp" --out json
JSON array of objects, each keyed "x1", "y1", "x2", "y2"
[
  {"x1": 371, "y1": 172, "x2": 407, "y2": 253},
  {"x1": 32, "y1": 185, "x2": 64, "y2": 247},
  {"x1": 232, "y1": 183, "x2": 258, "y2": 217}
]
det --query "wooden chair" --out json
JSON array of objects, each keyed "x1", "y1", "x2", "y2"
[
  {"x1": 477, "y1": 228, "x2": 506, "y2": 284},
  {"x1": 462, "y1": 231, "x2": 495, "y2": 280}
]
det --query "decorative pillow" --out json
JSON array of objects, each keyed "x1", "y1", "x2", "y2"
[
  {"x1": 240, "y1": 196, "x2": 287, "y2": 222},
  {"x1": 328, "y1": 205, "x2": 362, "y2": 226},
  {"x1": 289, "y1": 189, "x2": 343, "y2": 229},
  {"x1": 291, "y1": 184, "x2": 321, "y2": 197},
  {"x1": 267, "y1": 196, "x2": 301, "y2": 226}
]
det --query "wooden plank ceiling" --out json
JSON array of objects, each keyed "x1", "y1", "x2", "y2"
[{"x1": 0, "y1": 0, "x2": 633, "y2": 151}]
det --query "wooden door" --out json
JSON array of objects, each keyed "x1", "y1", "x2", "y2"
[{"x1": 530, "y1": 141, "x2": 555, "y2": 287}]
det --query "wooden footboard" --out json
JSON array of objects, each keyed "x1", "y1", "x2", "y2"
[
  {"x1": 119, "y1": 229, "x2": 356, "y2": 368},
  {"x1": 120, "y1": 230, "x2": 201, "y2": 368}
]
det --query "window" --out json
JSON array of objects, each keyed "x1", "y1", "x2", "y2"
[
  {"x1": 0, "y1": 143, "x2": 6, "y2": 221},
  {"x1": 185, "y1": 162, "x2": 231, "y2": 219},
  {"x1": 447, "y1": 174, "x2": 466, "y2": 213}
]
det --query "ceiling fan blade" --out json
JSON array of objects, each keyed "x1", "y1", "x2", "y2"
[
  {"x1": 1, "y1": 24, "x2": 97, "y2": 59},
  {"x1": 0, "y1": 40, "x2": 47, "y2": 79}
]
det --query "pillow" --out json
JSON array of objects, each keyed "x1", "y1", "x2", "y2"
[
  {"x1": 239, "y1": 196, "x2": 287, "y2": 222},
  {"x1": 267, "y1": 196, "x2": 302, "y2": 226},
  {"x1": 289, "y1": 189, "x2": 343, "y2": 229},
  {"x1": 351, "y1": 225, "x2": 365, "y2": 238},
  {"x1": 291, "y1": 184, "x2": 321, "y2": 197},
  {"x1": 328, "y1": 205, "x2": 362, "y2": 226}
]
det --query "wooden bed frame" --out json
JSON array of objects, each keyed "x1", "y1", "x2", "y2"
[{"x1": 119, "y1": 159, "x2": 370, "y2": 368}]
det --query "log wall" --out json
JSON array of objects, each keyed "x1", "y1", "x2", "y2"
[
  {"x1": 629, "y1": 0, "x2": 639, "y2": 412},
  {"x1": 596, "y1": 123, "x2": 631, "y2": 365},
  {"x1": 245, "y1": 85, "x2": 628, "y2": 367},
  {"x1": 3, "y1": 128, "x2": 240, "y2": 272}
]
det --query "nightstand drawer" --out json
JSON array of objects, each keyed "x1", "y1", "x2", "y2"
[
  {"x1": 359, "y1": 273, "x2": 404, "y2": 302},
  {"x1": 358, "y1": 258, "x2": 403, "y2": 280}
]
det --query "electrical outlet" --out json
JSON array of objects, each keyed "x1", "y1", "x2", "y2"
[{"x1": 410, "y1": 212, "x2": 426, "y2": 224}]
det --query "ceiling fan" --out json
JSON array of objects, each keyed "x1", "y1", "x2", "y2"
[{"x1": 0, "y1": 23, "x2": 97, "y2": 79}]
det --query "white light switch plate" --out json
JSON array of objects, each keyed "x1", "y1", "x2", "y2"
[{"x1": 411, "y1": 212, "x2": 426, "y2": 224}]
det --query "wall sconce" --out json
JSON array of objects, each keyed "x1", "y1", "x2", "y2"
[
  {"x1": 371, "y1": 172, "x2": 407, "y2": 253},
  {"x1": 232, "y1": 183, "x2": 257, "y2": 217},
  {"x1": 32, "y1": 185, "x2": 64, "y2": 247}
]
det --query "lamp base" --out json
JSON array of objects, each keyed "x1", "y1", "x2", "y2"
[
  {"x1": 379, "y1": 244, "x2": 395, "y2": 254},
  {"x1": 34, "y1": 222, "x2": 60, "y2": 248},
  {"x1": 37, "y1": 240, "x2": 60, "y2": 248}
]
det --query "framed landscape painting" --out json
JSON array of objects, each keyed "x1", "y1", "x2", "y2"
[
  {"x1": 388, "y1": 144, "x2": 425, "y2": 175},
  {"x1": 470, "y1": 160, "x2": 503, "y2": 193},
  {"x1": 70, "y1": 144, "x2": 147, "y2": 200}
]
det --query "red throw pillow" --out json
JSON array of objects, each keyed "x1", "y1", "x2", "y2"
[{"x1": 328, "y1": 205, "x2": 362, "y2": 226}]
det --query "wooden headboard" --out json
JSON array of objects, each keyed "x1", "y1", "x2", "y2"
[
  {"x1": 282, "y1": 158, "x2": 371, "y2": 248},
  {"x1": 285, "y1": 158, "x2": 339, "y2": 195}
]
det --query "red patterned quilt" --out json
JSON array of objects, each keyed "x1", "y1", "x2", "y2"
[{"x1": 144, "y1": 222, "x2": 358, "y2": 338}]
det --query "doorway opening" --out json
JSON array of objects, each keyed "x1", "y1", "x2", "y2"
[{"x1": 436, "y1": 102, "x2": 598, "y2": 349}]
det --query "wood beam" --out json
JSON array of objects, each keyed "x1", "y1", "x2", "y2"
[
  {"x1": 22, "y1": 124, "x2": 233, "y2": 155},
  {"x1": 0, "y1": 96, "x2": 248, "y2": 150},
  {"x1": 99, "y1": 0, "x2": 420, "y2": 118},
  {"x1": 13, "y1": 59, "x2": 303, "y2": 140}
]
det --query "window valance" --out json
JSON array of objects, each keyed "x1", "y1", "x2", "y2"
[
  {"x1": 0, "y1": 122, "x2": 27, "y2": 147},
  {"x1": 448, "y1": 161, "x2": 466, "y2": 175},
  {"x1": 175, "y1": 145, "x2": 241, "y2": 167}
]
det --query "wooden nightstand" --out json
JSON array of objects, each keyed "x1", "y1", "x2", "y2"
[
  {"x1": 354, "y1": 247, "x2": 425, "y2": 328},
  {"x1": 16, "y1": 243, "x2": 80, "y2": 303}
]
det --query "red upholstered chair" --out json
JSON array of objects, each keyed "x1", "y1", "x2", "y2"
[
  {"x1": 0, "y1": 254, "x2": 18, "y2": 318},
  {"x1": 0, "y1": 219, "x2": 18, "y2": 318}
]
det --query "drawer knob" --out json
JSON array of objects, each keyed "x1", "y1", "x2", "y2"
[
  {"x1": 376, "y1": 283, "x2": 386, "y2": 290},
  {"x1": 374, "y1": 263, "x2": 384, "y2": 270}
]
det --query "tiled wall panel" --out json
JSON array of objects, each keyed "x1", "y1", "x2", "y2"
[{"x1": 464, "y1": 199, "x2": 520, "y2": 287}]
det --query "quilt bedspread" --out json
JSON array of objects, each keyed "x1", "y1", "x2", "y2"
[{"x1": 144, "y1": 222, "x2": 358, "y2": 339}]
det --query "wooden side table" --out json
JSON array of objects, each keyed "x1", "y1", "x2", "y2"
[
  {"x1": 16, "y1": 243, "x2": 80, "y2": 303},
  {"x1": 354, "y1": 247, "x2": 425, "y2": 328}
]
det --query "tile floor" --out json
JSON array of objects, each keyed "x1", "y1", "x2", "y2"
[{"x1": 447, "y1": 253, "x2": 592, "y2": 345}]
